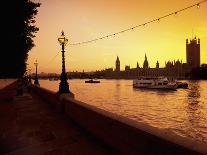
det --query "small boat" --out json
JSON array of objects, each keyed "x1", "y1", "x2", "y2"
[
  {"x1": 133, "y1": 77, "x2": 177, "y2": 90},
  {"x1": 49, "y1": 77, "x2": 59, "y2": 81},
  {"x1": 176, "y1": 81, "x2": 188, "y2": 88},
  {"x1": 85, "y1": 79, "x2": 100, "y2": 83}
]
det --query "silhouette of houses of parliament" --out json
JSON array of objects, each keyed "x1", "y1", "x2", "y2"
[
  {"x1": 102, "y1": 37, "x2": 200, "y2": 79},
  {"x1": 115, "y1": 56, "x2": 120, "y2": 72},
  {"x1": 33, "y1": 37, "x2": 201, "y2": 80},
  {"x1": 186, "y1": 37, "x2": 200, "y2": 71}
]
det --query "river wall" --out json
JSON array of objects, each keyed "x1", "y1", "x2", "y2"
[{"x1": 30, "y1": 85, "x2": 207, "y2": 155}]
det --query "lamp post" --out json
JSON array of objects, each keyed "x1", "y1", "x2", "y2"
[
  {"x1": 58, "y1": 31, "x2": 70, "y2": 94},
  {"x1": 34, "y1": 59, "x2": 40, "y2": 86},
  {"x1": 28, "y1": 68, "x2": 32, "y2": 84}
]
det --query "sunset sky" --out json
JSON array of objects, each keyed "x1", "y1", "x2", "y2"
[{"x1": 28, "y1": 0, "x2": 207, "y2": 73}]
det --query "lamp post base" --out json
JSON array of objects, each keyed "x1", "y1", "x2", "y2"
[
  {"x1": 34, "y1": 78, "x2": 40, "y2": 86},
  {"x1": 58, "y1": 81, "x2": 69, "y2": 93},
  {"x1": 58, "y1": 72, "x2": 72, "y2": 94},
  {"x1": 58, "y1": 72, "x2": 74, "y2": 96},
  {"x1": 58, "y1": 82, "x2": 74, "y2": 97}
]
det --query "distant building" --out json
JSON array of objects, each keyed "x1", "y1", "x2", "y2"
[
  {"x1": 186, "y1": 37, "x2": 200, "y2": 71},
  {"x1": 125, "y1": 65, "x2": 130, "y2": 71},
  {"x1": 101, "y1": 37, "x2": 201, "y2": 79},
  {"x1": 156, "y1": 61, "x2": 159, "y2": 68},
  {"x1": 143, "y1": 53, "x2": 149, "y2": 69},
  {"x1": 105, "y1": 68, "x2": 113, "y2": 76},
  {"x1": 136, "y1": 62, "x2": 140, "y2": 68},
  {"x1": 110, "y1": 54, "x2": 186, "y2": 79},
  {"x1": 115, "y1": 56, "x2": 120, "y2": 72}
]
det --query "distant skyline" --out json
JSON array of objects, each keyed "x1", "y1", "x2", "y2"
[{"x1": 29, "y1": 0, "x2": 207, "y2": 73}]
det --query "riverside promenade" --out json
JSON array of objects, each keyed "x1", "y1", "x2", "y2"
[
  {"x1": 0, "y1": 82, "x2": 118, "y2": 155},
  {"x1": 1, "y1": 81, "x2": 207, "y2": 155}
]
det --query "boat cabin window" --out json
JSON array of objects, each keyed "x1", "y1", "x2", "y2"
[
  {"x1": 163, "y1": 81, "x2": 168, "y2": 85},
  {"x1": 140, "y1": 82, "x2": 152, "y2": 85}
]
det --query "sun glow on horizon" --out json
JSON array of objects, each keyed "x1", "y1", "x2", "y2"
[{"x1": 28, "y1": 0, "x2": 207, "y2": 73}]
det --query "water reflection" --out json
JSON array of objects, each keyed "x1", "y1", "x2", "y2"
[
  {"x1": 184, "y1": 81, "x2": 204, "y2": 141},
  {"x1": 115, "y1": 80, "x2": 121, "y2": 100},
  {"x1": 187, "y1": 81, "x2": 200, "y2": 104},
  {"x1": 39, "y1": 79, "x2": 207, "y2": 143}
]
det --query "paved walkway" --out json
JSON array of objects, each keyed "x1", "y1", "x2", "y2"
[{"x1": 0, "y1": 82, "x2": 119, "y2": 155}]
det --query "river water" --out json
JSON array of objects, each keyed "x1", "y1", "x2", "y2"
[{"x1": 39, "y1": 79, "x2": 207, "y2": 143}]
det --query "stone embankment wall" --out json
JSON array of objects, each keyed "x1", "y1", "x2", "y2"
[{"x1": 31, "y1": 85, "x2": 207, "y2": 155}]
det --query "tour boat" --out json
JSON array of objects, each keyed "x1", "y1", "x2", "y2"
[
  {"x1": 133, "y1": 77, "x2": 177, "y2": 90},
  {"x1": 85, "y1": 79, "x2": 100, "y2": 83},
  {"x1": 176, "y1": 81, "x2": 188, "y2": 88}
]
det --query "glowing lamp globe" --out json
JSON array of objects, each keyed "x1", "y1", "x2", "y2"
[{"x1": 58, "y1": 31, "x2": 68, "y2": 45}]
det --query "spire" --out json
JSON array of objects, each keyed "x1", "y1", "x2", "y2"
[
  {"x1": 115, "y1": 56, "x2": 120, "y2": 72},
  {"x1": 137, "y1": 61, "x2": 139, "y2": 68},
  {"x1": 156, "y1": 60, "x2": 159, "y2": 68},
  {"x1": 143, "y1": 53, "x2": 149, "y2": 69},
  {"x1": 116, "y1": 56, "x2": 120, "y2": 63},
  {"x1": 145, "y1": 53, "x2": 147, "y2": 60}
]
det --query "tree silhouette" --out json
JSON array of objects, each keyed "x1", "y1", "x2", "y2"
[{"x1": 1, "y1": 0, "x2": 40, "y2": 78}]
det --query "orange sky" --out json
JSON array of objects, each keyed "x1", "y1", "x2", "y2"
[{"x1": 29, "y1": 0, "x2": 207, "y2": 73}]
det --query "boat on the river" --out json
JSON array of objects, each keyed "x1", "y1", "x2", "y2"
[
  {"x1": 85, "y1": 79, "x2": 100, "y2": 83},
  {"x1": 176, "y1": 81, "x2": 188, "y2": 88},
  {"x1": 49, "y1": 77, "x2": 59, "y2": 81},
  {"x1": 133, "y1": 77, "x2": 177, "y2": 90}
]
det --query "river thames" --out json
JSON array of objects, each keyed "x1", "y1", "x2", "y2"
[{"x1": 39, "y1": 79, "x2": 207, "y2": 143}]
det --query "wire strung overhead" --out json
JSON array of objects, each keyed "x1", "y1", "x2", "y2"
[
  {"x1": 44, "y1": 51, "x2": 60, "y2": 67},
  {"x1": 43, "y1": 0, "x2": 207, "y2": 67},
  {"x1": 69, "y1": 0, "x2": 207, "y2": 46}
]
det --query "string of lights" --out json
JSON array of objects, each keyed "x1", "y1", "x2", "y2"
[
  {"x1": 69, "y1": 0, "x2": 207, "y2": 46},
  {"x1": 43, "y1": 0, "x2": 207, "y2": 66}
]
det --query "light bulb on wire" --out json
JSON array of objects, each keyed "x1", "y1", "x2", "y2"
[
  {"x1": 68, "y1": 0, "x2": 207, "y2": 46},
  {"x1": 197, "y1": 3, "x2": 200, "y2": 8}
]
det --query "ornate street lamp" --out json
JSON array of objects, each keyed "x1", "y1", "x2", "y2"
[
  {"x1": 58, "y1": 31, "x2": 71, "y2": 94},
  {"x1": 34, "y1": 59, "x2": 40, "y2": 86}
]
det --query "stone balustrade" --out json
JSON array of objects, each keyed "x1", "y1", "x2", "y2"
[{"x1": 31, "y1": 85, "x2": 207, "y2": 155}]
